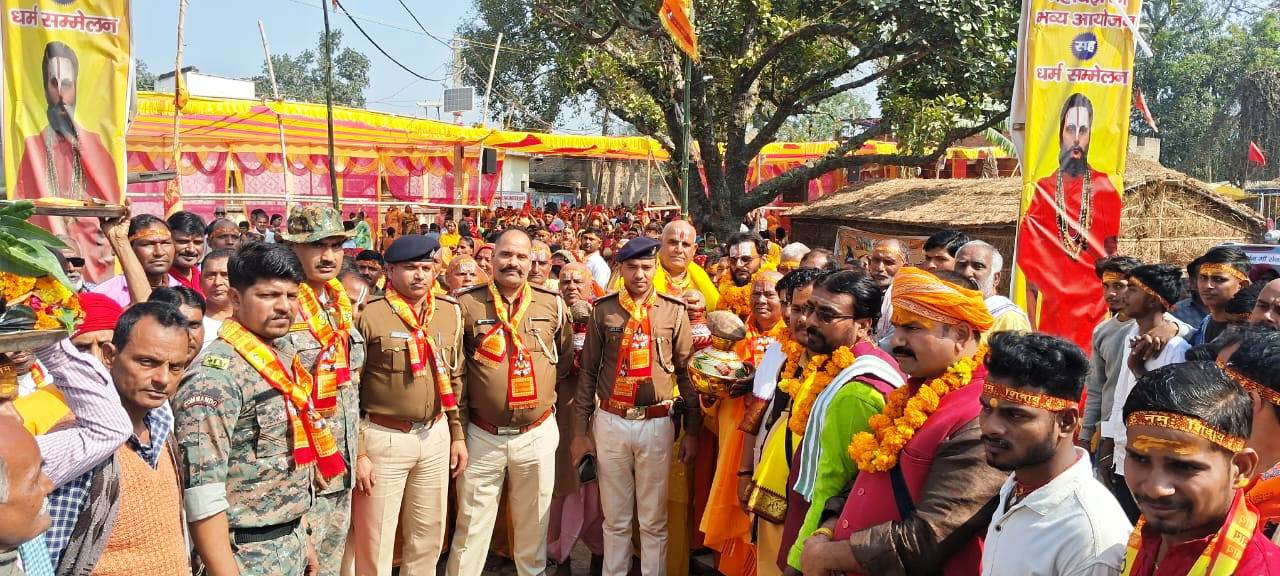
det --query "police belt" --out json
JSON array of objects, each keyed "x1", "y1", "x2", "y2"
[
  {"x1": 233, "y1": 518, "x2": 300, "y2": 545},
  {"x1": 471, "y1": 407, "x2": 554, "y2": 436},
  {"x1": 601, "y1": 400, "x2": 673, "y2": 421}
]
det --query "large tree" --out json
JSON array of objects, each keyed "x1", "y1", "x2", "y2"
[
  {"x1": 459, "y1": 0, "x2": 1018, "y2": 235},
  {"x1": 253, "y1": 30, "x2": 370, "y2": 107}
]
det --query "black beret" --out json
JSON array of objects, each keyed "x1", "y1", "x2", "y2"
[
  {"x1": 615, "y1": 237, "x2": 659, "y2": 262},
  {"x1": 384, "y1": 235, "x2": 440, "y2": 263}
]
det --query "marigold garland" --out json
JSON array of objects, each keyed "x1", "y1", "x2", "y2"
[
  {"x1": 848, "y1": 345, "x2": 988, "y2": 473},
  {"x1": 785, "y1": 346, "x2": 857, "y2": 437},
  {"x1": 0, "y1": 272, "x2": 83, "y2": 332},
  {"x1": 717, "y1": 276, "x2": 754, "y2": 318}
]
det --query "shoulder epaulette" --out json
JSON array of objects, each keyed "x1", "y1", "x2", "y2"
[
  {"x1": 596, "y1": 291, "x2": 621, "y2": 301},
  {"x1": 436, "y1": 293, "x2": 459, "y2": 305},
  {"x1": 531, "y1": 283, "x2": 560, "y2": 296},
  {"x1": 657, "y1": 292, "x2": 687, "y2": 306},
  {"x1": 457, "y1": 284, "x2": 488, "y2": 296}
]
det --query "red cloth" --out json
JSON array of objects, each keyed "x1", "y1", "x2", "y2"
[
  {"x1": 1125, "y1": 513, "x2": 1280, "y2": 575},
  {"x1": 1016, "y1": 169, "x2": 1121, "y2": 353},
  {"x1": 14, "y1": 126, "x2": 119, "y2": 204},
  {"x1": 169, "y1": 267, "x2": 203, "y2": 295},
  {"x1": 832, "y1": 366, "x2": 989, "y2": 575},
  {"x1": 74, "y1": 292, "x2": 124, "y2": 338}
]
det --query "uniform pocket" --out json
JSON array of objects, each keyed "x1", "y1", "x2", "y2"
[
  {"x1": 372, "y1": 336, "x2": 409, "y2": 373},
  {"x1": 254, "y1": 396, "x2": 291, "y2": 457}
]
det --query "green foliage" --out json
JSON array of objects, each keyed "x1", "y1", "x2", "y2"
[
  {"x1": 253, "y1": 30, "x2": 370, "y2": 107},
  {"x1": 462, "y1": 0, "x2": 1018, "y2": 234},
  {"x1": 135, "y1": 60, "x2": 156, "y2": 91},
  {"x1": 774, "y1": 92, "x2": 872, "y2": 142},
  {"x1": 0, "y1": 201, "x2": 70, "y2": 287}
]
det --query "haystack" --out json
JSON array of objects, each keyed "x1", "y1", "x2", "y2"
[{"x1": 785, "y1": 158, "x2": 1265, "y2": 266}]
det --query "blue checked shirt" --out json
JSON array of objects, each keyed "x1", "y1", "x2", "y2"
[{"x1": 45, "y1": 403, "x2": 173, "y2": 567}]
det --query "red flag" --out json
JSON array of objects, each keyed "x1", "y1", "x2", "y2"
[
  {"x1": 1135, "y1": 88, "x2": 1157, "y2": 133},
  {"x1": 1249, "y1": 141, "x2": 1268, "y2": 167}
]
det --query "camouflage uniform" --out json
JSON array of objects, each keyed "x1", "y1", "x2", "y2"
[
  {"x1": 276, "y1": 314, "x2": 366, "y2": 576},
  {"x1": 173, "y1": 338, "x2": 314, "y2": 576}
]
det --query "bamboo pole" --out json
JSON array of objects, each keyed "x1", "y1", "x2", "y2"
[
  {"x1": 257, "y1": 21, "x2": 292, "y2": 210},
  {"x1": 168, "y1": 0, "x2": 186, "y2": 217}
]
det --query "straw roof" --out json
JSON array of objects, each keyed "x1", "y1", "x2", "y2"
[{"x1": 787, "y1": 157, "x2": 1264, "y2": 230}]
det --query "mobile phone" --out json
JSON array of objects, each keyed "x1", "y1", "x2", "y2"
[{"x1": 577, "y1": 453, "x2": 597, "y2": 484}]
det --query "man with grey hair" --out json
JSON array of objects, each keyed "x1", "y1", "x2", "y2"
[
  {"x1": 955, "y1": 240, "x2": 1030, "y2": 338},
  {"x1": 0, "y1": 415, "x2": 55, "y2": 576}
]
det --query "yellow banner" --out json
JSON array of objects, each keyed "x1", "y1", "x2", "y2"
[
  {"x1": 1012, "y1": 0, "x2": 1141, "y2": 352},
  {"x1": 3, "y1": 0, "x2": 130, "y2": 283}
]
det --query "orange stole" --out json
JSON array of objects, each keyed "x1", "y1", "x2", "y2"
[{"x1": 698, "y1": 394, "x2": 757, "y2": 576}]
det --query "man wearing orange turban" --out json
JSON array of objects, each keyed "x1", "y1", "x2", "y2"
[{"x1": 798, "y1": 268, "x2": 1005, "y2": 576}]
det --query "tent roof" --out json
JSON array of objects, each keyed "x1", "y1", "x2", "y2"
[{"x1": 786, "y1": 158, "x2": 1264, "y2": 229}]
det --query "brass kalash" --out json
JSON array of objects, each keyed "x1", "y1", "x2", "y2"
[{"x1": 689, "y1": 310, "x2": 757, "y2": 401}]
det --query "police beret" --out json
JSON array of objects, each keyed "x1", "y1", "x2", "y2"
[
  {"x1": 615, "y1": 237, "x2": 659, "y2": 262},
  {"x1": 384, "y1": 235, "x2": 440, "y2": 263}
]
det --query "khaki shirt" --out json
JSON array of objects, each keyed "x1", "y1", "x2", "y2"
[
  {"x1": 573, "y1": 291, "x2": 696, "y2": 437},
  {"x1": 356, "y1": 295, "x2": 466, "y2": 440},
  {"x1": 457, "y1": 283, "x2": 573, "y2": 429}
]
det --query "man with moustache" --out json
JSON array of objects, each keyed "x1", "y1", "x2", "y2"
[
  {"x1": 866, "y1": 239, "x2": 907, "y2": 345},
  {"x1": 953, "y1": 240, "x2": 1031, "y2": 338},
  {"x1": 167, "y1": 211, "x2": 207, "y2": 294},
  {"x1": 352, "y1": 235, "x2": 466, "y2": 575},
  {"x1": 199, "y1": 249, "x2": 234, "y2": 348},
  {"x1": 720, "y1": 232, "x2": 767, "y2": 318},
  {"x1": 355, "y1": 250, "x2": 386, "y2": 291},
  {"x1": 174, "y1": 243, "x2": 328, "y2": 576},
  {"x1": 448, "y1": 229, "x2": 573, "y2": 576},
  {"x1": 57, "y1": 235, "x2": 94, "y2": 293},
  {"x1": 977, "y1": 331, "x2": 1130, "y2": 575},
  {"x1": 0, "y1": 416, "x2": 55, "y2": 576},
  {"x1": 1120, "y1": 363, "x2": 1280, "y2": 574},
  {"x1": 785, "y1": 270, "x2": 905, "y2": 572},
  {"x1": 799, "y1": 268, "x2": 1005, "y2": 575},
  {"x1": 276, "y1": 205, "x2": 366, "y2": 576},
  {"x1": 742, "y1": 267, "x2": 824, "y2": 576},
  {"x1": 1017, "y1": 93, "x2": 1123, "y2": 352},
  {"x1": 529, "y1": 240, "x2": 557, "y2": 290},
  {"x1": 571, "y1": 237, "x2": 698, "y2": 576},
  {"x1": 582, "y1": 228, "x2": 611, "y2": 288},
  {"x1": 1248, "y1": 278, "x2": 1280, "y2": 329},
  {"x1": 93, "y1": 215, "x2": 182, "y2": 308},
  {"x1": 205, "y1": 219, "x2": 242, "y2": 251},
  {"x1": 14, "y1": 42, "x2": 119, "y2": 215},
  {"x1": 1190, "y1": 246, "x2": 1253, "y2": 346}
]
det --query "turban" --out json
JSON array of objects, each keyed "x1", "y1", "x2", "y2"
[
  {"x1": 74, "y1": 293, "x2": 123, "y2": 339},
  {"x1": 891, "y1": 267, "x2": 994, "y2": 332}
]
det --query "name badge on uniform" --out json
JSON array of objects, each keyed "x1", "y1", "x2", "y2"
[
  {"x1": 607, "y1": 326, "x2": 624, "y2": 334},
  {"x1": 475, "y1": 319, "x2": 498, "y2": 326},
  {"x1": 389, "y1": 331, "x2": 411, "y2": 340}
]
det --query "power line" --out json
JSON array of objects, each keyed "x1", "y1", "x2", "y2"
[
  {"x1": 282, "y1": 0, "x2": 547, "y2": 56},
  {"x1": 396, "y1": 0, "x2": 452, "y2": 50},
  {"x1": 332, "y1": 0, "x2": 444, "y2": 82}
]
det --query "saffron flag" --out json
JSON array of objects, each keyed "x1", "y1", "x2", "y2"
[
  {"x1": 1010, "y1": 0, "x2": 1143, "y2": 354},
  {"x1": 1135, "y1": 87, "x2": 1157, "y2": 133},
  {"x1": 1249, "y1": 141, "x2": 1267, "y2": 167},
  {"x1": 2, "y1": 0, "x2": 131, "y2": 284},
  {"x1": 659, "y1": 0, "x2": 698, "y2": 60}
]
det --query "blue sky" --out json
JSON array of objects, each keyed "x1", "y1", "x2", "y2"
[{"x1": 134, "y1": 0, "x2": 481, "y2": 120}]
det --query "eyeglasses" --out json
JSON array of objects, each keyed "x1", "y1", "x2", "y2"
[
  {"x1": 65, "y1": 257, "x2": 85, "y2": 267},
  {"x1": 796, "y1": 302, "x2": 856, "y2": 323}
]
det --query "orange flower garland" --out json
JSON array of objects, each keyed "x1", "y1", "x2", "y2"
[
  {"x1": 717, "y1": 276, "x2": 753, "y2": 318},
  {"x1": 848, "y1": 345, "x2": 988, "y2": 473},
  {"x1": 0, "y1": 272, "x2": 83, "y2": 332},
  {"x1": 783, "y1": 346, "x2": 857, "y2": 437}
]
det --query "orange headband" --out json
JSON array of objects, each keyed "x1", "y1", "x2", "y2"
[
  {"x1": 1200, "y1": 263, "x2": 1249, "y2": 283},
  {"x1": 1125, "y1": 410, "x2": 1246, "y2": 453},
  {"x1": 982, "y1": 382, "x2": 1076, "y2": 412},
  {"x1": 128, "y1": 228, "x2": 172, "y2": 243},
  {"x1": 1219, "y1": 360, "x2": 1280, "y2": 407},
  {"x1": 1101, "y1": 271, "x2": 1126, "y2": 284},
  {"x1": 1129, "y1": 277, "x2": 1171, "y2": 309}
]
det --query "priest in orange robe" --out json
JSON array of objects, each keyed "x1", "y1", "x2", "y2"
[{"x1": 1016, "y1": 93, "x2": 1121, "y2": 352}]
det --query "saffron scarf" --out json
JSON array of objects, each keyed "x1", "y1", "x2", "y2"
[
  {"x1": 608, "y1": 289, "x2": 657, "y2": 410},
  {"x1": 296, "y1": 279, "x2": 354, "y2": 417},
  {"x1": 383, "y1": 287, "x2": 458, "y2": 411},
  {"x1": 221, "y1": 320, "x2": 347, "y2": 479},
  {"x1": 1122, "y1": 488, "x2": 1257, "y2": 576},
  {"x1": 476, "y1": 282, "x2": 539, "y2": 410}
]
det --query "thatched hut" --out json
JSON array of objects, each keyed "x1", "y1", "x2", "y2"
[{"x1": 785, "y1": 158, "x2": 1266, "y2": 266}]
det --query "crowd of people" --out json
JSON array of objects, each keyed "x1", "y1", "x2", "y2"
[{"x1": 4, "y1": 199, "x2": 1280, "y2": 576}]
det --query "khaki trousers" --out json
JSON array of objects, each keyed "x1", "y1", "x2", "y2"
[
  {"x1": 594, "y1": 410, "x2": 676, "y2": 576},
  {"x1": 350, "y1": 417, "x2": 451, "y2": 576},
  {"x1": 446, "y1": 415, "x2": 559, "y2": 576}
]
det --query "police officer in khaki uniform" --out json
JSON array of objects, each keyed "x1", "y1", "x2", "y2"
[
  {"x1": 276, "y1": 205, "x2": 366, "y2": 576},
  {"x1": 174, "y1": 242, "x2": 321, "y2": 576},
  {"x1": 350, "y1": 235, "x2": 467, "y2": 575},
  {"x1": 570, "y1": 237, "x2": 699, "y2": 576},
  {"x1": 447, "y1": 229, "x2": 572, "y2": 576}
]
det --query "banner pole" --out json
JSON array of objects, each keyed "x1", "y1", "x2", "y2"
[
  {"x1": 320, "y1": 0, "x2": 341, "y2": 210},
  {"x1": 167, "y1": 0, "x2": 187, "y2": 217},
  {"x1": 258, "y1": 21, "x2": 292, "y2": 211}
]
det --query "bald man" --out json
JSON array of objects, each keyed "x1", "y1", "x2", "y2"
[
  {"x1": 530, "y1": 240, "x2": 557, "y2": 291},
  {"x1": 867, "y1": 239, "x2": 907, "y2": 341},
  {"x1": 654, "y1": 220, "x2": 719, "y2": 311},
  {"x1": 1250, "y1": 278, "x2": 1280, "y2": 329},
  {"x1": 0, "y1": 415, "x2": 54, "y2": 573}
]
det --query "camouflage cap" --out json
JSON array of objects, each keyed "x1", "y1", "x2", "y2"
[{"x1": 282, "y1": 205, "x2": 353, "y2": 243}]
